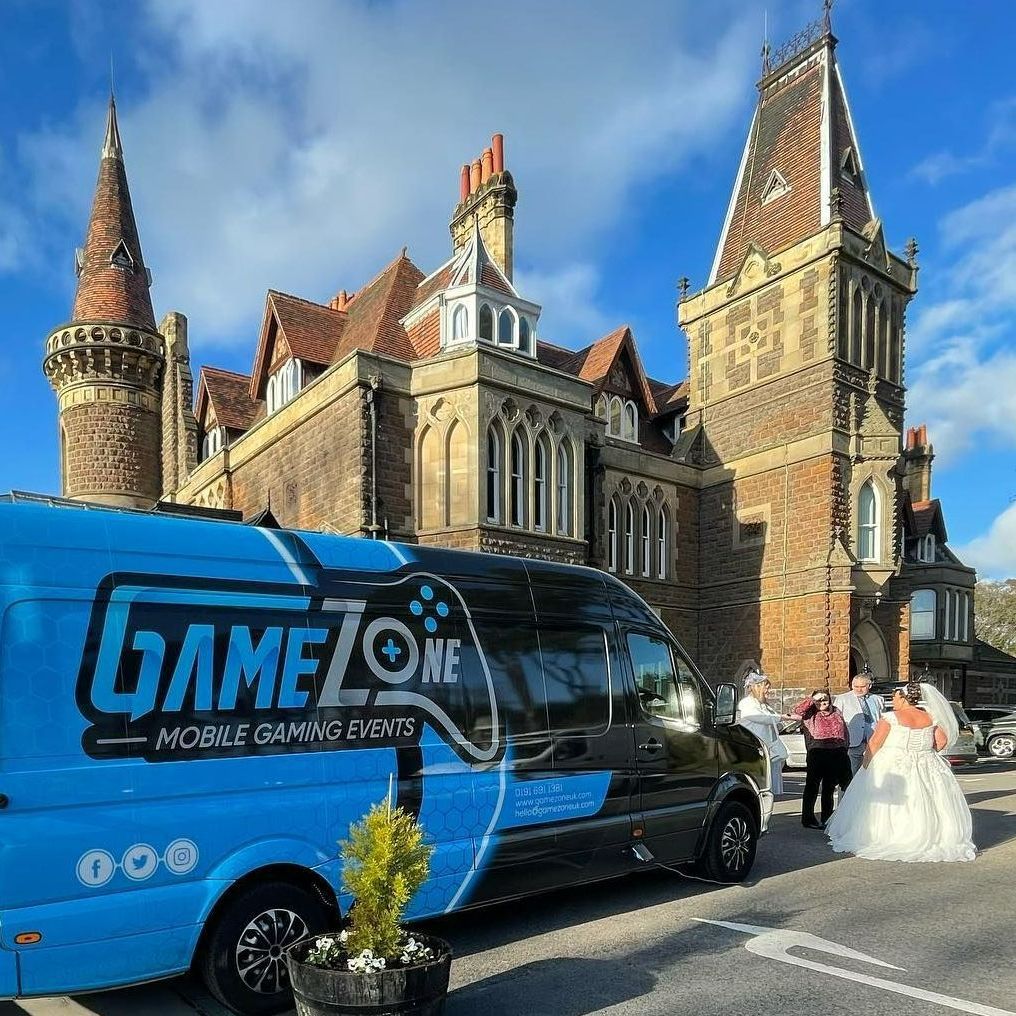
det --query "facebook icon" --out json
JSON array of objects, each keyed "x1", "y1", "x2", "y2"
[{"x1": 76, "y1": 849, "x2": 115, "y2": 888}]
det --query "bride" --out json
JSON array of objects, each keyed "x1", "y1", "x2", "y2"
[{"x1": 825, "y1": 681, "x2": 975, "y2": 862}]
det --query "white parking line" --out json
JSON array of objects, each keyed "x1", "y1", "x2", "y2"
[{"x1": 697, "y1": 920, "x2": 1016, "y2": 1016}]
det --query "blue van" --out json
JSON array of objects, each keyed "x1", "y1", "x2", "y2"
[{"x1": 0, "y1": 497, "x2": 771, "y2": 1013}]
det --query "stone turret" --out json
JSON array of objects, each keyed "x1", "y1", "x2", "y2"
[{"x1": 43, "y1": 94, "x2": 165, "y2": 507}]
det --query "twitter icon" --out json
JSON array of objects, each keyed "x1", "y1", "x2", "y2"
[{"x1": 122, "y1": 844, "x2": 158, "y2": 881}]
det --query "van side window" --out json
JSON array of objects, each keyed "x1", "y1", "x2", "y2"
[
  {"x1": 627, "y1": 632, "x2": 700, "y2": 724},
  {"x1": 539, "y1": 627, "x2": 610, "y2": 734}
]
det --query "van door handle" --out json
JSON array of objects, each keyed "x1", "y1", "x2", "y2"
[{"x1": 639, "y1": 739, "x2": 664, "y2": 753}]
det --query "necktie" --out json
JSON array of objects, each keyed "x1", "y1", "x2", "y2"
[{"x1": 861, "y1": 697, "x2": 873, "y2": 726}]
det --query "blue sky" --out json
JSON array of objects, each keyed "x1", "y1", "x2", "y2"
[{"x1": 1, "y1": 0, "x2": 1014, "y2": 575}]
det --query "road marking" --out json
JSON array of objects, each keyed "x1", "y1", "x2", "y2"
[{"x1": 696, "y1": 920, "x2": 1016, "y2": 1016}]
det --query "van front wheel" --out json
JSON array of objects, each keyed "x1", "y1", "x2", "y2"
[
  {"x1": 199, "y1": 880, "x2": 332, "y2": 1015},
  {"x1": 697, "y1": 800, "x2": 758, "y2": 883}
]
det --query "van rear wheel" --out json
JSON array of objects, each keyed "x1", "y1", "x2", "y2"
[
  {"x1": 697, "y1": 800, "x2": 758, "y2": 883},
  {"x1": 199, "y1": 880, "x2": 332, "y2": 1015}
]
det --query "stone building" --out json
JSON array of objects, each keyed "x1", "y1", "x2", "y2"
[{"x1": 42, "y1": 16, "x2": 1002, "y2": 702}]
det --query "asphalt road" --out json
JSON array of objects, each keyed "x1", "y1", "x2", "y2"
[{"x1": 7, "y1": 760, "x2": 1016, "y2": 1016}]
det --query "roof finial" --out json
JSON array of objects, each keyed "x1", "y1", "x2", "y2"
[
  {"x1": 677, "y1": 276, "x2": 690, "y2": 303},
  {"x1": 823, "y1": 0, "x2": 833, "y2": 32},
  {"x1": 102, "y1": 90, "x2": 123, "y2": 161},
  {"x1": 905, "y1": 236, "x2": 919, "y2": 267},
  {"x1": 761, "y1": 9, "x2": 771, "y2": 75}
]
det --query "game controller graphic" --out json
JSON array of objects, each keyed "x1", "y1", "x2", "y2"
[{"x1": 77, "y1": 568, "x2": 502, "y2": 766}]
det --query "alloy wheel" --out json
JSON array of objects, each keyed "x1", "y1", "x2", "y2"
[
  {"x1": 235, "y1": 908, "x2": 308, "y2": 995},
  {"x1": 720, "y1": 815, "x2": 752, "y2": 871},
  {"x1": 989, "y1": 735, "x2": 1016, "y2": 759}
]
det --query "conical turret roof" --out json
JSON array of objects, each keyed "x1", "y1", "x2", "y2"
[{"x1": 71, "y1": 94, "x2": 156, "y2": 331}]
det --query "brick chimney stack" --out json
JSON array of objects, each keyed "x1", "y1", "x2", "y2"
[
  {"x1": 902, "y1": 423, "x2": 934, "y2": 502},
  {"x1": 450, "y1": 132, "x2": 517, "y2": 281}
]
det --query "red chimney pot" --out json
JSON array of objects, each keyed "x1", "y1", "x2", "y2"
[
  {"x1": 481, "y1": 148, "x2": 493, "y2": 183},
  {"x1": 459, "y1": 164, "x2": 470, "y2": 203},
  {"x1": 470, "y1": 159, "x2": 482, "y2": 193},
  {"x1": 492, "y1": 133, "x2": 504, "y2": 174}
]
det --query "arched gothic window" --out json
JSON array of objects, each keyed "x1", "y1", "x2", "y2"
[
  {"x1": 452, "y1": 304, "x2": 468, "y2": 341},
  {"x1": 657, "y1": 506, "x2": 668, "y2": 579},
  {"x1": 534, "y1": 434, "x2": 549, "y2": 531},
  {"x1": 510, "y1": 430, "x2": 526, "y2": 527},
  {"x1": 556, "y1": 440, "x2": 572, "y2": 536},
  {"x1": 518, "y1": 317, "x2": 531, "y2": 353},
  {"x1": 624, "y1": 501, "x2": 635, "y2": 574},
  {"x1": 479, "y1": 304, "x2": 494, "y2": 342},
  {"x1": 623, "y1": 402, "x2": 638, "y2": 442},
  {"x1": 641, "y1": 504, "x2": 651, "y2": 577},
  {"x1": 851, "y1": 287, "x2": 863, "y2": 364},
  {"x1": 876, "y1": 299, "x2": 888, "y2": 377},
  {"x1": 486, "y1": 425, "x2": 502, "y2": 522},
  {"x1": 858, "y1": 481, "x2": 879, "y2": 562},
  {"x1": 608, "y1": 498, "x2": 618, "y2": 572},
  {"x1": 864, "y1": 295, "x2": 876, "y2": 369},
  {"x1": 609, "y1": 397, "x2": 622, "y2": 437},
  {"x1": 498, "y1": 308, "x2": 515, "y2": 346}
]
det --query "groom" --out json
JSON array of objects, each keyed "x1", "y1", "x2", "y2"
[{"x1": 834, "y1": 672, "x2": 885, "y2": 774}]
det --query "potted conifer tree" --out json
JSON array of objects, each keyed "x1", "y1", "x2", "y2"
[{"x1": 286, "y1": 799, "x2": 452, "y2": 1016}]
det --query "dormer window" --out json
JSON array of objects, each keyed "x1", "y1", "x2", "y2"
[
  {"x1": 605, "y1": 396, "x2": 639, "y2": 442},
  {"x1": 841, "y1": 147, "x2": 860, "y2": 182},
  {"x1": 760, "y1": 169, "x2": 791, "y2": 205},
  {"x1": 110, "y1": 239, "x2": 134, "y2": 270},
  {"x1": 201, "y1": 425, "x2": 225, "y2": 460},
  {"x1": 266, "y1": 358, "x2": 303, "y2": 414},
  {"x1": 917, "y1": 533, "x2": 936, "y2": 563}
]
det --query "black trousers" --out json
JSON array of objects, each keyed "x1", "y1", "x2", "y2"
[{"x1": 802, "y1": 746, "x2": 852, "y2": 824}]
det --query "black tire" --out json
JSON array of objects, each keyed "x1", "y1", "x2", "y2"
[
  {"x1": 987, "y1": 734, "x2": 1016, "y2": 760},
  {"x1": 199, "y1": 880, "x2": 333, "y2": 1015},
  {"x1": 697, "y1": 800, "x2": 758, "y2": 883}
]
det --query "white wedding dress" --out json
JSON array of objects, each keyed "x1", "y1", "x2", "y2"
[{"x1": 826, "y1": 713, "x2": 976, "y2": 862}]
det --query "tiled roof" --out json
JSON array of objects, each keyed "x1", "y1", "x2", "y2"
[
  {"x1": 72, "y1": 96, "x2": 156, "y2": 331},
  {"x1": 909, "y1": 498, "x2": 947, "y2": 542},
  {"x1": 535, "y1": 340, "x2": 584, "y2": 374},
  {"x1": 649, "y1": 378, "x2": 689, "y2": 412},
  {"x1": 333, "y1": 252, "x2": 425, "y2": 363},
  {"x1": 480, "y1": 261, "x2": 513, "y2": 296},
  {"x1": 412, "y1": 262, "x2": 456, "y2": 311},
  {"x1": 269, "y1": 291, "x2": 347, "y2": 366},
  {"x1": 711, "y1": 35, "x2": 873, "y2": 284},
  {"x1": 197, "y1": 366, "x2": 262, "y2": 432}
]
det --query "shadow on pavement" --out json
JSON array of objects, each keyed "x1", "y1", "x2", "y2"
[{"x1": 447, "y1": 957, "x2": 656, "y2": 1015}]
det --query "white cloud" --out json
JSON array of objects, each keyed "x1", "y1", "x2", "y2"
[
  {"x1": 906, "y1": 182, "x2": 1016, "y2": 465},
  {"x1": 11, "y1": 0, "x2": 758, "y2": 355},
  {"x1": 955, "y1": 503, "x2": 1016, "y2": 580},
  {"x1": 514, "y1": 263, "x2": 610, "y2": 346},
  {"x1": 910, "y1": 97, "x2": 1016, "y2": 184}
]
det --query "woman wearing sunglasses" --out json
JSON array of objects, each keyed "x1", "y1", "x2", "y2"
[{"x1": 792, "y1": 689, "x2": 852, "y2": 829}]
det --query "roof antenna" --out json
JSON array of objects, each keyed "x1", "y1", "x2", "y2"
[
  {"x1": 110, "y1": 53, "x2": 115, "y2": 98},
  {"x1": 761, "y1": 9, "x2": 771, "y2": 75}
]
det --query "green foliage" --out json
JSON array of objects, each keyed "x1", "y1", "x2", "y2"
[
  {"x1": 340, "y1": 800, "x2": 432, "y2": 960},
  {"x1": 975, "y1": 579, "x2": 1016, "y2": 656}
]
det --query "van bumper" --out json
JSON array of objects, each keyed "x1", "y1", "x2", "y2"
[
  {"x1": 758, "y1": 790, "x2": 774, "y2": 835},
  {"x1": 0, "y1": 947, "x2": 19, "y2": 999}
]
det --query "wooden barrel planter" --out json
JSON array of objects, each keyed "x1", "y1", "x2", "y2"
[{"x1": 286, "y1": 935, "x2": 452, "y2": 1016}]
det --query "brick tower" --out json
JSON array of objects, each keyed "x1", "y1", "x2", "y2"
[
  {"x1": 678, "y1": 12, "x2": 918, "y2": 693},
  {"x1": 43, "y1": 94, "x2": 164, "y2": 507}
]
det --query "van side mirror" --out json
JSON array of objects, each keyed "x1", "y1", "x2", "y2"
[{"x1": 714, "y1": 683, "x2": 737, "y2": 726}]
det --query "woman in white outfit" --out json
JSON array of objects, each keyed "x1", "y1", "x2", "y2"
[
  {"x1": 826, "y1": 681, "x2": 975, "y2": 862},
  {"x1": 736, "y1": 672, "x2": 790, "y2": 796}
]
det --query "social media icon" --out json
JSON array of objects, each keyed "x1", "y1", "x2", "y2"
[
  {"x1": 76, "y1": 849, "x2": 115, "y2": 888},
  {"x1": 164, "y1": 838, "x2": 198, "y2": 875},
  {"x1": 122, "y1": 844, "x2": 158, "y2": 881}
]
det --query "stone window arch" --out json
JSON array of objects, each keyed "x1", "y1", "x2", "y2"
[
  {"x1": 609, "y1": 396, "x2": 622, "y2": 437},
  {"x1": 864, "y1": 294, "x2": 876, "y2": 369},
  {"x1": 876, "y1": 299, "x2": 888, "y2": 377},
  {"x1": 851, "y1": 286, "x2": 863, "y2": 364},
  {"x1": 657, "y1": 505, "x2": 669, "y2": 579},
  {"x1": 534, "y1": 432, "x2": 551, "y2": 531},
  {"x1": 623, "y1": 401, "x2": 638, "y2": 442}
]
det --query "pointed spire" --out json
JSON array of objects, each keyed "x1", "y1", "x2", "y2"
[
  {"x1": 102, "y1": 92, "x2": 123, "y2": 161},
  {"x1": 708, "y1": 14, "x2": 875, "y2": 286},
  {"x1": 71, "y1": 94, "x2": 156, "y2": 331}
]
